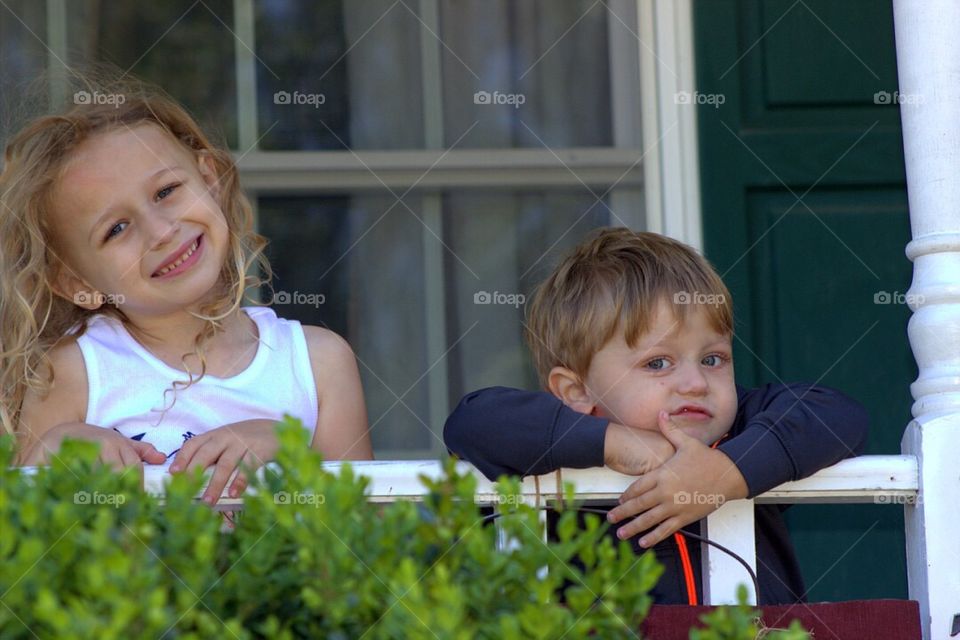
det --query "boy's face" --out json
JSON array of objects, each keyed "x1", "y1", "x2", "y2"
[{"x1": 581, "y1": 300, "x2": 737, "y2": 445}]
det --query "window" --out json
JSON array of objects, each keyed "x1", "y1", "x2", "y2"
[{"x1": 1, "y1": 0, "x2": 645, "y2": 457}]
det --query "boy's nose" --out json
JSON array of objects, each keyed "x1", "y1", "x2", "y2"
[{"x1": 676, "y1": 362, "x2": 709, "y2": 395}]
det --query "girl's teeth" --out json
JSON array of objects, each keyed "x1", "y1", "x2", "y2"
[{"x1": 157, "y1": 239, "x2": 198, "y2": 275}]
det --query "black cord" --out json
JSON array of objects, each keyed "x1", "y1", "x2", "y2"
[{"x1": 480, "y1": 505, "x2": 761, "y2": 602}]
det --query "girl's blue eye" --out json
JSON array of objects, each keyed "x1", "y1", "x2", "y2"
[
  {"x1": 645, "y1": 357, "x2": 668, "y2": 371},
  {"x1": 105, "y1": 221, "x2": 128, "y2": 241},
  {"x1": 156, "y1": 183, "x2": 179, "y2": 200}
]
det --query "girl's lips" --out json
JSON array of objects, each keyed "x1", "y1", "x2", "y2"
[{"x1": 152, "y1": 234, "x2": 203, "y2": 279}]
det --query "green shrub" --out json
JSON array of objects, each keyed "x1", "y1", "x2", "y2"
[{"x1": 0, "y1": 417, "x2": 808, "y2": 639}]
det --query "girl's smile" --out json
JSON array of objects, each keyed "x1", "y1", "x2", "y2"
[{"x1": 152, "y1": 234, "x2": 204, "y2": 278}]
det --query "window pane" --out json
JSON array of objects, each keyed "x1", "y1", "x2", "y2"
[
  {"x1": 255, "y1": 0, "x2": 424, "y2": 150},
  {"x1": 443, "y1": 190, "x2": 613, "y2": 401},
  {"x1": 257, "y1": 194, "x2": 433, "y2": 454},
  {"x1": 257, "y1": 190, "x2": 619, "y2": 456},
  {"x1": 64, "y1": 0, "x2": 238, "y2": 148},
  {"x1": 254, "y1": 0, "x2": 633, "y2": 151},
  {"x1": 440, "y1": 0, "x2": 617, "y2": 148},
  {"x1": 0, "y1": 2, "x2": 48, "y2": 145}
]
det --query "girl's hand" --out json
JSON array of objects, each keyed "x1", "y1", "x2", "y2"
[
  {"x1": 168, "y1": 419, "x2": 279, "y2": 505},
  {"x1": 16, "y1": 421, "x2": 166, "y2": 470}
]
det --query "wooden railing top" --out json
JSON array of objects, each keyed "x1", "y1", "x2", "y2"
[{"x1": 131, "y1": 454, "x2": 918, "y2": 508}]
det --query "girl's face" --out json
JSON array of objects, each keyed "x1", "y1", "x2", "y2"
[{"x1": 48, "y1": 123, "x2": 230, "y2": 319}]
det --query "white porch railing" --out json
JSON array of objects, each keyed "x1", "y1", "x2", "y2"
[{"x1": 142, "y1": 453, "x2": 920, "y2": 605}]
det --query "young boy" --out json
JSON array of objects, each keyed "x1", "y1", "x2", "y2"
[{"x1": 443, "y1": 227, "x2": 868, "y2": 605}]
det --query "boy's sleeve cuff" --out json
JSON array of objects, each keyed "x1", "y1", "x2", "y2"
[
  {"x1": 548, "y1": 408, "x2": 608, "y2": 470},
  {"x1": 717, "y1": 423, "x2": 796, "y2": 498}
]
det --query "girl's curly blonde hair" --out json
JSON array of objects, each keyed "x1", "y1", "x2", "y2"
[{"x1": 0, "y1": 74, "x2": 272, "y2": 436}]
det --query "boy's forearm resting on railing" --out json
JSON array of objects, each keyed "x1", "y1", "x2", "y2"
[
  {"x1": 443, "y1": 382, "x2": 869, "y2": 548},
  {"x1": 444, "y1": 383, "x2": 869, "y2": 494}
]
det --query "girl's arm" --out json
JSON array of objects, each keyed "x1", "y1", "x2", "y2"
[
  {"x1": 171, "y1": 326, "x2": 373, "y2": 504},
  {"x1": 16, "y1": 339, "x2": 165, "y2": 467},
  {"x1": 302, "y1": 326, "x2": 373, "y2": 460}
]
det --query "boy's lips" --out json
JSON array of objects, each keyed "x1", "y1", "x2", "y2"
[
  {"x1": 670, "y1": 404, "x2": 713, "y2": 420},
  {"x1": 152, "y1": 234, "x2": 203, "y2": 278}
]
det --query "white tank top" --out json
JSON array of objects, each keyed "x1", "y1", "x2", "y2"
[{"x1": 75, "y1": 306, "x2": 318, "y2": 457}]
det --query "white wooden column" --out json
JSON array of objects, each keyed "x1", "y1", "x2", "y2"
[{"x1": 892, "y1": 2, "x2": 960, "y2": 639}]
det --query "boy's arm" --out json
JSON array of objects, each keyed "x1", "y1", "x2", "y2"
[
  {"x1": 717, "y1": 382, "x2": 870, "y2": 498},
  {"x1": 608, "y1": 383, "x2": 870, "y2": 547},
  {"x1": 443, "y1": 386, "x2": 675, "y2": 480}
]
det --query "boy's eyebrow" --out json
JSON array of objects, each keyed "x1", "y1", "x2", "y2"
[
  {"x1": 86, "y1": 166, "x2": 184, "y2": 243},
  {"x1": 632, "y1": 333, "x2": 732, "y2": 355}
]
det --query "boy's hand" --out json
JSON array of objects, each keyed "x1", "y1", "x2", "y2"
[
  {"x1": 603, "y1": 422, "x2": 676, "y2": 475},
  {"x1": 16, "y1": 421, "x2": 166, "y2": 470},
  {"x1": 168, "y1": 419, "x2": 278, "y2": 505},
  {"x1": 606, "y1": 410, "x2": 748, "y2": 548}
]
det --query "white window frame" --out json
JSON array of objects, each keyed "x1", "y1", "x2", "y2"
[{"x1": 228, "y1": 0, "x2": 694, "y2": 458}]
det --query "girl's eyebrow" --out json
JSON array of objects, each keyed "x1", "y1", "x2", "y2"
[{"x1": 86, "y1": 166, "x2": 184, "y2": 243}]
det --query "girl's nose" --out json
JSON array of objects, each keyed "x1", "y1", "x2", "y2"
[{"x1": 148, "y1": 217, "x2": 181, "y2": 250}]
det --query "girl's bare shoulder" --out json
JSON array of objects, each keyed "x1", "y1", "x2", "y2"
[
  {"x1": 18, "y1": 337, "x2": 88, "y2": 433},
  {"x1": 300, "y1": 325, "x2": 356, "y2": 376}
]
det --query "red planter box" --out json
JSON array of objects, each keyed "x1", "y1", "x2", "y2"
[{"x1": 641, "y1": 600, "x2": 921, "y2": 640}]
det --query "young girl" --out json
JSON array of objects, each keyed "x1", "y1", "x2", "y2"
[{"x1": 0, "y1": 78, "x2": 373, "y2": 504}]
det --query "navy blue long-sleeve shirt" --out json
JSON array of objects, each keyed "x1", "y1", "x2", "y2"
[{"x1": 443, "y1": 383, "x2": 869, "y2": 604}]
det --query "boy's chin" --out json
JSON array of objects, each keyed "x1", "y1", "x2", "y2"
[{"x1": 681, "y1": 424, "x2": 731, "y2": 446}]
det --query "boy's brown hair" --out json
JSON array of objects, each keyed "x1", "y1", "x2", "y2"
[{"x1": 524, "y1": 227, "x2": 734, "y2": 386}]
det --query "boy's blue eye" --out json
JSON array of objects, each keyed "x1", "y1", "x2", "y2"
[
  {"x1": 105, "y1": 221, "x2": 128, "y2": 241},
  {"x1": 702, "y1": 354, "x2": 728, "y2": 367},
  {"x1": 645, "y1": 358, "x2": 668, "y2": 370}
]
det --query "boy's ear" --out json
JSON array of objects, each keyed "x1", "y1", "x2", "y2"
[
  {"x1": 49, "y1": 265, "x2": 103, "y2": 311},
  {"x1": 547, "y1": 366, "x2": 596, "y2": 415}
]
